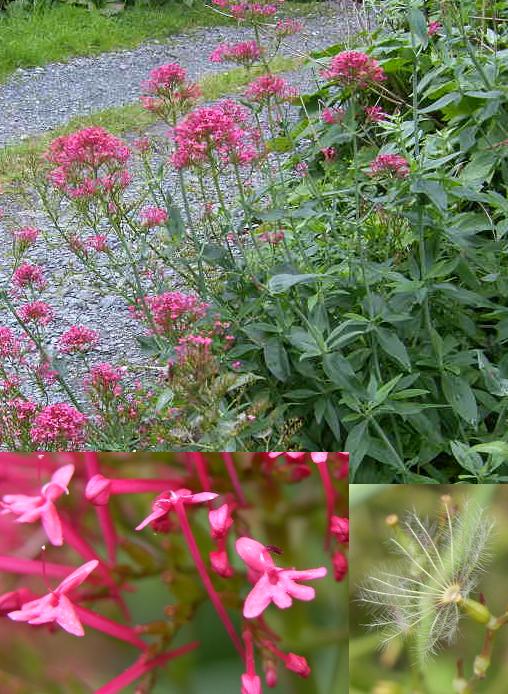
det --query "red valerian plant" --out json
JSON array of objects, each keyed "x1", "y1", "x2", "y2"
[{"x1": 0, "y1": 451, "x2": 348, "y2": 692}]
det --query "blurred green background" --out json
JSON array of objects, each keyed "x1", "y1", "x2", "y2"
[
  {"x1": 0, "y1": 452, "x2": 348, "y2": 693},
  {"x1": 350, "y1": 484, "x2": 508, "y2": 694}
]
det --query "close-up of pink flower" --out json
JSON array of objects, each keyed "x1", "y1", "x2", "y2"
[
  {"x1": 235, "y1": 537, "x2": 327, "y2": 618},
  {"x1": 244, "y1": 74, "x2": 297, "y2": 103},
  {"x1": 209, "y1": 41, "x2": 263, "y2": 67},
  {"x1": 1, "y1": 463, "x2": 74, "y2": 545},
  {"x1": 58, "y1": 325, "x2": 99, "y2": 354},
  {"x1": 139, "y1": 205, "x2": 169, "y2": 227}
]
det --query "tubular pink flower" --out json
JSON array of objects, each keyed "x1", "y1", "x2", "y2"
[
  {"x1": 241, "y1": 629, "x2": 261, "y2": 694},
  {"x1": 1, "y1": 463, "x2": 74, "y2": 546},
  {"x1": 369, "y1": 153, "x2": 410, "y2": 178},
  {"x1": 30, "y1": 404, "x2": 86, "y2": 448},
  {"x1": 236, "y1": 537, "x2": 327, "y2": 619},
  {"x1": 244, "y1": 75, "x2": 297, "y2": 103},
  {"x1": 310, "y1": 454, "x2": 336, "y2": 542},
  {"x1": 221, "y1": 453, "x2": 247, "y2": 506},
  {"x1": 94, "y1": 642, "x2": 199, "y2": 694},
  {"x1": 75, "y1": 605, "x2": 147, "y2": 649},
  {"x1": 173, "y1": 497, "x2": 244, "y2": 656},
  {"x1": 263, "y1": 641, "x2": 311, "y2": 678},
  {"x1": 135, "y1": 488, "x2": 218, "y2": 531},
  {"x1": 58, "y1": 325, "x2": 99, "y2": 354},
  {"x1": 86, "y1": 473, "x2": 184, "y2": 506},
  {"x1": 7, "y1": 560, "x2": 98, "y2": 636}
]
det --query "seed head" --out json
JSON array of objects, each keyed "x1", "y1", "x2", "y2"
[{"x1": 360, "y1": 501, "x2": 493, "y2": 667}]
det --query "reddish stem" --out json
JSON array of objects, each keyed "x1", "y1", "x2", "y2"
[
  {"x1": 190, "y1": 453, "x2": 212, "y2": 492},
  {"x1": 94, "y1": 642, "x2": 199, "y2": 694},
  {"x1": 317, "y1": 463, "x2": 335, "y2": 548},
  {"x1": 221, "y1": 453, "x2": 247, "y2": 506},
  {"x1": 84, "y1": 453, "x2": 118, "y2": 564},
  {"x1": 174, "y1": 500, "x2": 244, "y2": 656},
  {"x1": 76, "y1": 606, "x2": 147, "y2": 650}
]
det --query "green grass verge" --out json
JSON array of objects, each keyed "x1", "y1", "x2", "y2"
[
  {"x1": 0, "y1": 55, "x2": 301, "y2": 185},
  {"x1": 0, "y1": 1, "x2": 319, "y2": 84}
]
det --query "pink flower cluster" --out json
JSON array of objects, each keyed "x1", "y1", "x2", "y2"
[
  {"x1": 428, "y1": 20, "x2": 442, "y2": 36},
  {"x1": 209, "y1": 41, "x2": 263, "y2": 67},
  {"x1": 171, "y1": 100, "x2": 261, "y2": 169},
  {"x1": 45, "y1": 127, "x2": 131, "y2": 199},
  {"x1": 211, "y1": 0, "x2": 283, "y2": 19},
  {"x1": 139, "y1": 291, "x2": 209, "y2": 336},
  {"x1": 11, "y1": 263, "x2": 46, "y2": 291},
  {"x1": 244, "y1": 74, "x2": 297, "y2": 103},
  {"x1": 58, "y1": 325, "x2": 99, "y2": 354},
  {"x1": 139, "y1": 206, "x2": 168, "y2": 228},
  {"x1": 369, "y1": 152, "x2": 410, "y2": 178},
  {"x1": 321, "y1": 50, "x2": 386, "y2": 88},
  {"x1": 84, "y1": 363, "x2": 126, "y2": 397},
  {"x1": 365, "y1": 105, "x2": 388, "y2": 122},
  {"x1": 140, "y1": 63, "x2": 201, "y2": 117},
  {"x1": 322, "y1": 106, "x2": 345, "y2": 124},
  {"x1": 30, "y1": 404, "x2": 87, "y2": 447},
  {"x1": 0, "y1": 326, "x2": 22, "y2": 359},
  {"x1": 12, "y1": 226, "x2": 39, "y2": 249},
  {"x1": 19, "y1": 300, "x2": 53, "y2": 326},
  {"x1": 275, "y1": 18, "x2": 303, "y2": 38}
]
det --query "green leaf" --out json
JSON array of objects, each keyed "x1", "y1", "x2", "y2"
[
  {"x1": 155, "y1": 388, "x2": 174, "y2": 412},
  {"x1": 471, "y1": 441, "x2": 508, "y2": 458},
  {"x1": 287, "y1": 327, "x2": 321, "y2": 355},
  {"x1": 323, "y1": 352, "x2": 361, "y2": 391},
  {"x1": 375, "y1": 327, "x2": 411, "y2": 371},
  {"x1": 450, "y1": 440, "x2": 484, "y2": 476},
  {"x1": 347, "y1": 420, "x2": 370, "y2": 479},
  {"x1": 441, "y1": 374, "x2": 478, "y2": 426},
  {"x1": 412, "y1": 178, "x2": 448, "y2": 212},
  {"x1": 420, "y1": 92, "x2": 459, "y2": 113},
  {"x1": 263, "y1": 338, "x2": 291, "y2": 382},
  {"x1": 268, "y1": 273, "x2": 320, "y2": 294},
  {"x1": 408, "y1": 7, "x2": 429, "y2": 48}
]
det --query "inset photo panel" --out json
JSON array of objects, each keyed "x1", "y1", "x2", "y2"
[
  {"x1": 350, "y1": 484, "x2": 508, "y2": 694},
  {"x1": 0, "y1": 451, "x2": 348, "y2": 693}
]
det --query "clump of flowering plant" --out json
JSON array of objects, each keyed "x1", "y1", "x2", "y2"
[{"x1": 0, "y1": 451, "x2": 347, "y2": 691}]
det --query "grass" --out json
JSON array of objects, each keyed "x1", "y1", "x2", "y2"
[
  {"x1": 0, "y1": 55, "x2": 302, "y2": 185},
  {"x1": 0, "y1": 1, "x2": 320, "y2": 84}
]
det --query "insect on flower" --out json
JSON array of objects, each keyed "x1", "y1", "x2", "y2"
[{"x1": 359, "y1": 498, "x2": 493, "y2": 667}]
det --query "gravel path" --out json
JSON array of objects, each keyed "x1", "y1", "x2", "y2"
[{"x1": 0, "y1": 3, "x2": 363, "y2": 147}]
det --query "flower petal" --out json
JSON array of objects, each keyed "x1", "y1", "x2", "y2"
[
  {"x1": 57, "y1": 560, "x2": 99, "y2": 595},
  {"x1": 243, "y1": 575, "x2": 273, "y2": 619},
  {"x1": 56, "y1": 595, "x2": 84, "y2": 636},
  {"x1": 41, "y1": 502, "x2": 63, "y2": 546},
  {"x1": 186, "y1": 492, "x2": 219, "y2": 504},
  {"x1": 236, "y1": 537, "x2": 274, "y2": 572}
]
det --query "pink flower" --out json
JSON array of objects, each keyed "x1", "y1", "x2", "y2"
[
  {"x1": 275, "y1": 18, "x2": 303, "y2": 38},
  {"x1": 12, "y1": 226, "x2": 39, "y2": 247},
  {"x1": 58, "y1": 325, "x2": 99, "y2": 354},
  {"x1": 170, "y1": 100, "x2": 261, "y2": 170},
  {"x1": 210, "y1": 549, "x2": 234, "y2": 578},
  {"x1": 236, "y1": 537, "x2": 327, "y2": 618},
  {"x1": 0, "y1": 326, "x2": 21, "y2": 359},
  {"x1": 7, "y1": 560, "x2": 99, "y2": 636},
  {"x1": 321, "y1": 147, "x2": 336, "y2": 162},
  {"x1": 30, "y1": 404, "x2": 87, "y2": 449},
  {"x1": 1, "y1": 464, "x2": 75, "y2": 546},
  {"x1": 310, "y1": 452, "x2": 329, "y2": 463},
  {"x1": 259, "y1": 230, "x2": 285, "y2": 244},
  {"x1": 330, "y1": 516, "x2": 349, "y2": 544},
  {"x1": 244, "y1": 75, "x2": 297, "y2": 103},
  {"x1": 365, "y1": 105, "x2": 388, "y2": 122},
  {"x1": 322, "y1": 106, "x2": 345, "y2": 125},
  {"x1": 295, "y1": 161, "x2": 308, "y2": 176},
  {"x1": 143, "y1": 63, "x2": 186, "y2": 93},
  {"x1": 84, "y1": 363, "x2": 126, "y2": 396},
  {"x1": 19, "y1": 300, "x2": 53, "y2": 325},
  {"x1": 369, "y1": 152, "x2": 410, "y2": 178},
  {"x1": 428, "y1": 20, "x2": 442, "y2": 36},
  {"x1": 87, "y1": 234, "x2": 109, "y2": 252},
  {"x1": 139, "y1": 206, "x2": 168, "y2": 228},
  {"x1": 321, "y1": 50, "x2": 386, "y2": 87},
  {"x1": 132, "y1": 291, "x2": 208, "y2": 335},
  {"x1": 136, "y1": 489, "x2": 218, "y2": 531},
  {"x1": 12, "y1": 263, "x2": 46, "y2": 290},
  {"x1": 210, "y1": 41, "x2": 263, "y2": 67},
  {"x1": 45, "y1": 127, "x2": 131, "y2": 198}
]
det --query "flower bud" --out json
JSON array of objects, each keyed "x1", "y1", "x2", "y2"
[
  {"x1": 332, "y1": 551, "x2": 348, "y2": 581},
  {"x1": 209, "y1": 549, "x2": 234, "y2": 578},
  {"x1": 330, "y1": 516, "x2": 349, "y2": 544},
  {"x1": 284, "y1": 653, "x2": 310, "y2": 678},
  {"x1": 208, "y1": 503, "x2": 233, "y2": 540},
  {"x1": 241, "y1": 673, "x2": 262, "y2": 694},
  {"x1": 85, "y1": 473, "x2": 112, "y2": 505}
]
